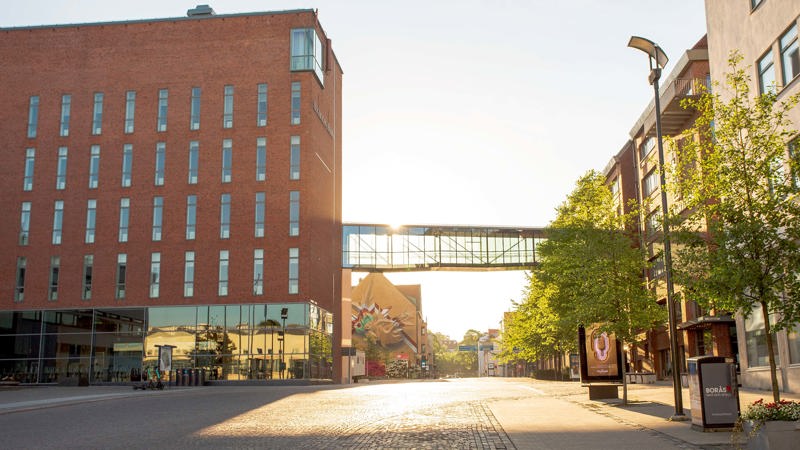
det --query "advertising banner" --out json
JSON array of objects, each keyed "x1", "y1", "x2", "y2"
[{"x1": 578, "y1": 325, "x2": 623, "y2": 383}]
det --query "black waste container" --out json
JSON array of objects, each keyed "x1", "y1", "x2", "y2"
[
  {"x1": 175, "y1": 369, "x2": 182, "y2": 386},
  {"x1": 687, "y1": 356, "x2": 740, "y2": 431}
]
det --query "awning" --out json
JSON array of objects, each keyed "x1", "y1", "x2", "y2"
[{"x1": 676, "y1": 315, "x2": 735, "y2": 330}]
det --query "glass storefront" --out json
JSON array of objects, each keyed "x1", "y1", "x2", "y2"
[{"x1": 0, "y1": 303, "x2": 333, "y2": 384}]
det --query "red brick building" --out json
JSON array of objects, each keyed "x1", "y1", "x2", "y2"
[{"x1": 0, "y1": 6, "x2": 342, "y2": 383}]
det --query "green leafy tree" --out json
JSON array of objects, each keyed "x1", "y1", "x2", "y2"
[
  {"x1": 538, "y1": 171, "x2": 663, "y2": 349},
  {"x1": 500, "y1": 273, "x2": 575, "y2": 364},
  {"x1": 669, "y1": 52, "x2": 800, "y2": 402}
]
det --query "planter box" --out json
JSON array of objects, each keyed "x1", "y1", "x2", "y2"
[{"x1": 741, "y1": 420, "x2": 800, "y2": 450}]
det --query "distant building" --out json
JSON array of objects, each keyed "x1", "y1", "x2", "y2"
[{"x1": 0, "y1": 6, "x2": 342, "y2": 383}]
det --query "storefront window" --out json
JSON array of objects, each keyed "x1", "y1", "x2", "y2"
[{"x1": 744, "y1": 303, "x2": 780, "y2": 368}]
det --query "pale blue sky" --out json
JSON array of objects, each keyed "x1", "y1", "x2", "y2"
[{"x1": 3, "y1": 0, "x2": 708, "y2": 340}]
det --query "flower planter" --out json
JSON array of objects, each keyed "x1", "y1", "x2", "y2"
[{"x1": 741, "y1": 420, "x2": 800, "y2": 450}]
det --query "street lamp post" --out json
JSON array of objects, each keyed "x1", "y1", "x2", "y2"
[
  {"x1": 627, "y1": 36, "x2": 686, "y2": 420},
  {"x1": 280, "y1": 307, "x2": 288, "y2": 379}
]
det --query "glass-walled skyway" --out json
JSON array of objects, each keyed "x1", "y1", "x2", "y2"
[{"x1": 343, "y1": 224, "x2": 545, "y2": 271}]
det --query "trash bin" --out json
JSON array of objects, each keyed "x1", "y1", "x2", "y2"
[
  {"x1": 198, "y1": 369, "x2": 205, "y2": 386},
  {"x1": 687, "y1": 356, "x2": 739, "y2": 431},
  {"x1": 175, "y1": 369, "x2": 182, "y2": 386},
  {"x1": 191, "y1": 369, "x2": 199, "y2": 386},
  {"x1": 181, "y1": 368, "x2": 189, "y2": 386}
]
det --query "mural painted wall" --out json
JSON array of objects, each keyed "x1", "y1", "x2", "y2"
[{"x1": 351, "y1": 273, "x2": 419, "y2": 356}]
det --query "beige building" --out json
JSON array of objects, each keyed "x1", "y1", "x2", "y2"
[{"x1": 705, "y1": 0, "x2": 800, "y2": 392}]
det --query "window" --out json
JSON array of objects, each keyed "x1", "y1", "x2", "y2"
[
  {"x1": 758, "y1": 51, "x2": 777, "y2": 95},
  {"x1": 121, "y1": 144, "x2": 133, "y2": 187},
  {"x1": 640, "y1": 136, "x2": 656, "y2": 161},
  {"x1": 255, "y1": 192, "x2": 265, "y2": 238},
  {"x1": 745, "y1": 303, "x2": 780, "y2": 367},
  {"x1": 256, "y1": 137, "x2": 267, "y2": 181},
  {"x1": 88, "y1": 145, "x2": 100, "y2": 189},
  {"x1": 184, "y1": 251, "x2": 195, "y2": 297},
  {"x1": 15, "y1": 257, "x2": 26, "y2": 302},
  {"x1": 223, "y1": 85, "x2": 234, "y2": 128},
  {"x1": 289, "y1": 191, "x2": 300, "y2": 236},
  {"x1": 116, "y1": 254, "x2": 127, "y2": 299},
  {"x1": 291, "y1": 82, "x2": 301, "y2": 125},
  {"x1": 789, "y1": 325, "x2": 800, "y2": 364},
  {"x1": 190, "y1": 87, "x2": 201, "y2": 130},
  {"x1": 290, "y1": 136, "x2": 301, "y2": 180},
  {"x1": 222, "y1": 139, "x2": 232, "y2": 183},
  {"x1": 85, "y1": 199, "x2": 97, "y2": 244},
  {"x1": 288, "y1": 248, "x2": 299, "y2": 294},
  {"x1": 27, "y1": 96, "x2": 39, "y2": 138},
  {"x1": 82, "y1": 255, "x2": 93, "y2": 300},
  {"x1": 23, "y1": 148, "x2": 35, "y2": 191},
  {"x1": 642, "y1": 169, "x2": 659, "y2": 197},
  {"x1": 649, "y1": 254, "x2": 665, "y2": 281},
  {"x1": 119, "y1": 198, "x2": 130, "y2": 242},
  {"x1": 218, "y1": 250, "x2": 229, "y2": 296},
  {"x1": 48, "y1": 256, "x2": 60, "y2": 301},
  {"x1": 52, "y1": 200, "x2": 64, "y2": 245},
  {"x1": 125, "y1": 90, "x2": 136, "y2": 133},
  {"x1": 157, "y1": 89, "x2": 168, "y2": 132},
  {"x1": 92, "y1": 92, "x2": 104, "y2": 135},
  {"x1": 152, "y1": 196, "x2": 163, "y2": 241},
  {"x1": 56, "y1": 147, "x2": 68, "y2": 190},
  {"x1": 186, "y1": 195, "x2": 197, "y2": 240},
  {"x1": 154, "y1": 142, "x2": 166, "y2": 186},
  {"x1": 645, "y1": 209, "x2": 660, "y2": 238},
  {"x1": 220, "y1": 193, "x2": 231, "y2": 239},
  {"x1": 253, "y1": 249, "x2": 264, "y2": 295},
  {"x1": 257, "y1": 83, "x2": 268, "y2": 126},
  {"x1": 789, "y1": 137, "x2": 800, "y2": 187},
  {"x1": 60, "y1": 94, "x2": 71, "y2": 137},
  {"x1": 19, "y1": 202, "x2": 31, "y2": 245},
  {"x1": 290, "y1": 28, "x2": 324, "y2": 82},
  {"x1": 188, "y1": 141, "x2": 199, "y2": 184},
  {"x1": 781, "y1": 24, "x2": 799, "y2": 86},
  {"x1": 150, "y1": 253, "x2": 161, "y2": 298}
]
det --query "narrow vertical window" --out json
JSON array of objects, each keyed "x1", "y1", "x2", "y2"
[
  {"x1": 222, "y1": 139, "x2": 232, "y2": 183},
  {"x1": 19, "y1": 202, "x2": 32, "y2": 245},
  {"x1": 15, "y1": 257, "x2": 26, "y2": 302},
  {"x1": 223, "y1": 85, "x2": 234, "y2": 128},
  {"x1": 220, "y1": 193, "x2": 231, "y2": 239},
  {"x1": 186, "y1": 195, "x2": 197, "y2": 240},
  {"x1": 157, "y1": 89, "x2": 168, "y2": 132},
  {"x1": 184, "y1": 251, "x2": 195, "y2": 297},
  {"x1": 49, "y1": 256, "x2": 60, "y2": 301},
  {"x1": 257, "y1": 83, "x2": 268, "y2": 126},
  {"x1": 119, "y1": 198, "x2": 130, "y2": 242},
  {"x1": 92, "y1": 92, "x2": 104, "y2": 135},
  {"x1": 82, "y1": 255, "x2": 93, "y2": 300},
  {"x1": 154, "y1": 142, "x2": 166, "y2": 186},
  {"x1": 121, "y1": 144, "x2": 133, "y2": 187},
  {"x1": 85, "y1": 199, "x2": 97, "y2": 244},
  {"x1": 188, "y1": 141, "x2": 199, "y2": 184},
  {"x1": 60, "y1": 94, "x2": 71, "y2": 137},
  {"x1": 152, "y1": 196, "x2": 163, "y2": 241},
  {"x1": 255, "y1": 192, "x2": 265, "y2": 238},
  {"x1": 290, "y1": 136, "x2": 300, "y2": 180},
  {"x1": 116, "y1": 254, "x2": 127, "y2": 299},
  {"x1": 256, "y1": 137, "x2": 267, "y2": 181},
  {"x1": 253, "y1": 249, "x2": 264, "y2": 295},
  {"x1": 758, "y1": 52, "x2": 776, "y2": 95},
  {"x1": 56, "y1": 147, "x2": 68, "y2": 190},
  {"x1": 23, "y1": 148, "x2": 35, "y2": 191},
  {"x1": 52, "y1": 200, "x2": 64, "y2": 245},
  {"x1": 190, "y1": 87, "x2": 201, "y2": 130},
  {"x1": 150, "y1": 252, "x2": 161, "y2": 298},
  {"x1": 288, "y1": 248, "x2": 299, "y2": 294},
  {"x1": 291, "y1": 82, "x2": 301, "y2": 125},
  {"x1": 27, "y1": 96, "x2": 39, "y2": 139},
  {"x1": 125, "y1": 90, "x2": 136, "y2": 134},
  {"x1": 289, "y1": 191, "x2": 300, "y2": 236},
  {"x1": 88, "y1": 145, "x2": 100, "y2": 189},
  {"x1": 218, "y1": 250, "x2": 229, "y2": 296},
  {"x1": 781, "y1": 25, "x2": 799, "y2": 86}
]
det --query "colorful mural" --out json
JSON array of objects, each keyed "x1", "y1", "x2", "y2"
[{"x1": 351, "y1": 273, "x2": 419, "y2": 354}]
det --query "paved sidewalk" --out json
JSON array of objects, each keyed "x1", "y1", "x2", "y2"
[
  {"x1": 0, "y1": 384, "x2": 191, "y2": 414},
  {"x1": 490, "y1": 379, "x2": 800, "y2": 450}
]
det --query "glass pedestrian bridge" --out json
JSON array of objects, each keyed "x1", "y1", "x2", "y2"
[{"x1": 343, "y1": 224, "x2": 545, "y2": 271}]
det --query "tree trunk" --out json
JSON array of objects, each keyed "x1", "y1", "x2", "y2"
[{"x1": 760, "y1": 300, "x2": 780, "y2": 403}]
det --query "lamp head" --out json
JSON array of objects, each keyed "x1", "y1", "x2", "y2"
[{"x1": 628, "y1": 36, "x2": 669, "y2": 70}]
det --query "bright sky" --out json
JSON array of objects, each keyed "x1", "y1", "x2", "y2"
[{"x1": 3, "y1": 1, "x2": 708, "y2": 341}]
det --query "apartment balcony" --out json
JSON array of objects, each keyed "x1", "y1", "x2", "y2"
[{"x1": 642, "y1": 77, "x2": 710, "y2": 137}]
